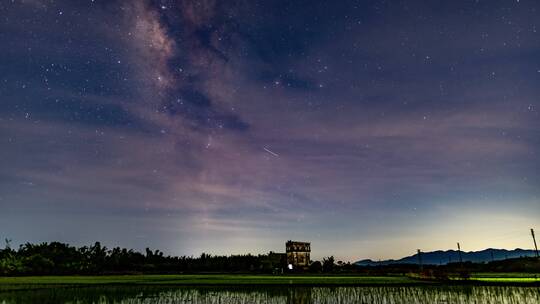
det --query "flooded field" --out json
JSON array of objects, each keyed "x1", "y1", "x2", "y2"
[{"x1": 1, "y1": 285, "x2": 539, "y2": 304}]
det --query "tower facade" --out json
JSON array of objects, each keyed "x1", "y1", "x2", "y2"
[{"x1": 286, "y1": 240, "x2": 311, "y2": 269}]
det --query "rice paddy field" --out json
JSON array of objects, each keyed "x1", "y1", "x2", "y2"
[
  {"x1": 0, "y1": 274, "x2": 419, "y2": 289},
  {"x1": 0, "y1": 274, "x2": 538, "y2": 303},
  {"x1": 0, "y1": 273, "x2": 539, "y2": 287},
  {"x1": 0, "y1": 283, "x2": 539, "y2": 304}
]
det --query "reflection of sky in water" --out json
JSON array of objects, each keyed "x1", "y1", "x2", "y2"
[{"x1": 1, "y1": 286, "x2": 540, "y2": 304}]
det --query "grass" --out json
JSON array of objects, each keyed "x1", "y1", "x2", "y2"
[
  {"x1": 0, "y1": 274, "x2": 421, "y2": 287},
  {"x1": 471, "y1": 277, "x2": 540, "y2": 283},
  {"x1": 471, "y1": 273, "x2": 540, "y2": 284},
  {"x1": 1, "y1": 273, "x2": 539, "y2": 291},
  {"x1": 470, "y1": 272, "x2": 540, "y2": 283},
  {"x1": 472, "y1": 272, "x2": 540, "y2": 278}
]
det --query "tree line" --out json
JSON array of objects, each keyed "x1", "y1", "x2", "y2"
[
  {"x1": 0, "y1": 240, "x2": 342, "y2": 275},
  {"x1": 2, "y1": 240, "x2": 536, "y2": 276}
]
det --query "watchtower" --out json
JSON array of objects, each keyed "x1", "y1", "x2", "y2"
[{"x1": 286, "y1": 240, "x2": 310, "y2": 270}]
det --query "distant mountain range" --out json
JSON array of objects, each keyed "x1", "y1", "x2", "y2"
[{"x1": 355, "y1": 248, "x2": 537, "y2": 266}]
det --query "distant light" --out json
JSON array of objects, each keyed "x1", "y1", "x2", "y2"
[{"x1": 288, "y1": 264, "x2": 293, "y2": 270}]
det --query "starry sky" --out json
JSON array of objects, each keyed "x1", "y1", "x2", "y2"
[{"x1": 1, "y1": 0, "x2": 539, "y2": 261}]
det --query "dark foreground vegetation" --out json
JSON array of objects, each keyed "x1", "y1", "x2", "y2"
[
  {"x1": 360, "y1": 259, "x2": 540, "y2": 280},
  {"x1": 0, "y1": 241, "x2": 339, "y2": 275},
  {"x1": 1, "y1": 241, "x2": 539, "y2": 279}
]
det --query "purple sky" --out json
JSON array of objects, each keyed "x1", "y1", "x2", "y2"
[{"x1": 1, "y1": 0, "x2": 539, "y2": 261}]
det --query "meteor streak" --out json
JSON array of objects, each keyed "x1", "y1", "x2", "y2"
[{"x1": 263, "y1": 147, "x2": 279, "y2": 157}]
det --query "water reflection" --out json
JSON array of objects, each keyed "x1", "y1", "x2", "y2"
[{"x1": 0, "y1": 285, "x2": 539, "y2": 304}]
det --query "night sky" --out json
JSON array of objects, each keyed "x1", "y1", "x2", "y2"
[{"x1": 1, "y1": 0, "x2": 539, "y2": 261}]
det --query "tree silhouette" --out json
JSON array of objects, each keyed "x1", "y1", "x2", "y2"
[{"x1": 322, "y1": 256, "x2": 335, "y2": 272}]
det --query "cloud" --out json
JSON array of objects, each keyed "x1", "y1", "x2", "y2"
[{"x1": 1, "y1": 0, "x2": 539, "y2": 260}]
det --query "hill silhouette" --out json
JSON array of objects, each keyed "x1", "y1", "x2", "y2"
[{"x1": 356, "y1": 248, "x2": 537, "y2": 266}]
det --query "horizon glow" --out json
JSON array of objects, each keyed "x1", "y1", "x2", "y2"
[{"x1": 1, "y1": 0, "x2": 539, "y2": 262}]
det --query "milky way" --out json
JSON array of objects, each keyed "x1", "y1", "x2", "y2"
[{"x1": 1, "y1": 0, "x2": 539, "y2": 261}]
